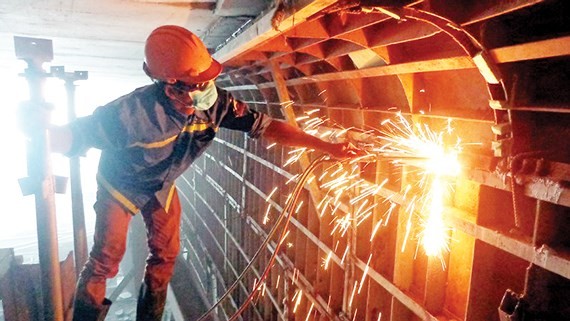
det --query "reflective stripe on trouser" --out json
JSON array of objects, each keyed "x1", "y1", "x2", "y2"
[{"x1": 74, "y1": 187, "x2": 181, "y2": 309}]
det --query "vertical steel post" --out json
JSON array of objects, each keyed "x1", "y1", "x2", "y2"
[
  {"x1": 53, "y1": 68, "x2": 89, "y2": 277},
  {"x1": 15, "y1": 36, "x2": 64, "y2": 321},
  {"x1": 67, "y1": 80, "x2": 88, "y2": 277}
]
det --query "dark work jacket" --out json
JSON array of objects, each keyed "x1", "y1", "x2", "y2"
[{"x1": 68, "y1": 83, "x2": 271, "y2": 213}]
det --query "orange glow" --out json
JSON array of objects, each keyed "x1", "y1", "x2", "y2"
[{"x1": 419, "y1": 176, "x2": 450, "y2": 260}]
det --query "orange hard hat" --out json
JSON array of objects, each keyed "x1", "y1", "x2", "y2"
[{"x1": 144, "y1": 25, "x2": 222, "y2": 83}]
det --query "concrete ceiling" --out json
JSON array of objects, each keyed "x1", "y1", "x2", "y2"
[{"x1": 0, "y1": 0, "x2": 269, "y2": 83}]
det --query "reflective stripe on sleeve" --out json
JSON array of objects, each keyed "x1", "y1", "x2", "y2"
[
  {"x1": 128, "y1": 134, "x2": 179, "y2": 149},
  {"x1": 183, "y1": 122, "x2": 218, "y2": 133}
]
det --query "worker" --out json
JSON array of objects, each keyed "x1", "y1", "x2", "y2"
[{"x1": 44, "y1": 25, "x2": 361, "y2": 320}]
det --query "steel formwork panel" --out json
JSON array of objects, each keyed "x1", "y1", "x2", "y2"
[{"x1": 174, "y1": 1, "x2": 570, "y2": 321}]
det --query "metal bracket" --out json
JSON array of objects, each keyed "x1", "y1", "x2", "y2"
[
  {"x1": 499, "y1": 289, "x2": 526, "y2": 321},
  {"x1": 18, "y1": 175, "x2": 68, "y2": 196},
  {"x1": 14, "y1": 36, "x2": 53, "y2": 65},
  {"x1": 51, "y1": 66, "x2": 89, "y2": 81}
]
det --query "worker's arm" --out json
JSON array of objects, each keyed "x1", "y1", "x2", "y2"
[{"x1": 262, "y1": 119, "x2": 361, "y2": 159}]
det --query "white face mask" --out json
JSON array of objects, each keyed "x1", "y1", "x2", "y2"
[{"x1": 190, "y1": 81, "x2": 218, "y2": 110}]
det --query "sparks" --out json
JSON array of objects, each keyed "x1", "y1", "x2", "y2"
[
  {"x1": 304, "y1": 303, "x2": 314, "y2": 321},
  {"x1": 265, "y1": 186, "x2": 278, "y2": 202},
  {"x1": 348, "y1": 281, "x2": 358, "y2": 308},
  {"x1": 293, "y1": 290, "x2": 303, "y2": 313},
  {"x1": 262, "y1": 204, "x2": 272, "y2": 225},
  {"x1": 322, "y1": 250, "x2": 333, "y2": 270},
  {"x1": 418, "y1": 176, "x2": 451, "y2": 267},
  {"x1": 376, "y1": 114, "x2": 462, "y2": 259},
  {"x1": 358, "y1": 254, "x2": 372, "y2": 294},
  {"x1": 247, "y1": 112, "x2": 468, "y2": 318}
]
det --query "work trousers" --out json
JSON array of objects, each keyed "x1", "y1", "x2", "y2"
[{"x1": 74, "y1": 187, "x2": 181, "y2": 309}]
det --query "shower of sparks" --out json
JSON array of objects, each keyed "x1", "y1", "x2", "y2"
[
  {"x1": 358, "y1": 254, "x2": 373, "y2": 294},
  {"x1": 352, "y1": 309, "x2": 359, "y2": 321},
  {"x1": 305, "y1": 117, "x2": 327, "y2": 129},
  {"x1": 369, "y1": 113, "x2": 461, "y2": 258},
  {"x1": 322, "y1": 250, "x2": 333, "y2": 270},
  {"x1": 280, "y1": 100, "x2": 295, "y2": 108},
  {"x1": 306, "y1": 175, "x2": 316, "y2": 184},
  {"x1": 340, "y1": 246, "x2": 350, "y2": 265},
  {"x1": 293, "y1": 290, "x2": 303, "y2": 313},
  {"x1": 280, "y1": 230, "x2": 291, "y2": 247},
  {"x1": 292, "y1": 268, "x2": 300, "y2": 284},
  {"x1": 266, "y1": 187, "x2": 278, "y2": 202},
  {"x1": 306, "y1": 108, "x2": 321, "y2": 115},
  {"x1": 304, "y1": 303, "x2": 315, "y2": 321},
  {"x1": 376, "y1": 113, "x2": 461, "y2": 178},
  {"x1": 331, "y1": 213, "x2": 349, "y2": 236},
  {"x1": 286, "y1": 174, "x2": 299, "y2": 185},
  {"x1": 247, "y1": 112, "x2": 467, "y2": 319},
  {"x1": 299, "y1": 112, "x2": 461, "y2": 260},
  {"x1": 262, "y1": 204, "x2": 272, "y2": 225},
  {"x1": 348, "y1": 281, "x2": 358, "y2": 308},
  {"x1": 418, "y1": 176, "x2": 451, "y2": 268},
  {"x1": 284, "y1": 147, "x2": 311, "y2": 167}
]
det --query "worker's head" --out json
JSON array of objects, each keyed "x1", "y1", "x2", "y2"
[
  {"x1": 144, "y1": 25, "x2": 221, "y2": 113},
  {"x1": 143, "y1": 25, "x2": 222, "y2": 84}
]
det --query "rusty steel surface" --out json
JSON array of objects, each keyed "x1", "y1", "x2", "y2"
[{"x1": 175, "y1": 1, "x2": 569, "y2": 321}]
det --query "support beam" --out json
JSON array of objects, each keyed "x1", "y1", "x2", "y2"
[{"x1": 269, "y1": 60, "x2": 324, "y2": 208}]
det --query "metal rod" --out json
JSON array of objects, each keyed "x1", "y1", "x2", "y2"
[
  {"x1": 63, "y1": 77, "x2": 89, "y2": 277},
  {"x1": 22, "y1": 58, "x2": 64, "y2": 321}
]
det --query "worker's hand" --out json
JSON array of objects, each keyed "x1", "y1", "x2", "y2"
[{"x1": 326, "y1": 142, "x2": 366, "y2": 160}]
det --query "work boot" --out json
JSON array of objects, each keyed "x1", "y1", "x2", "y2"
[
  {"x1": 72, "y1": 298, "x2": 112, "y2": 321},
  {"x1": 136, "y1": 283, "x2": 167, "y2": 321}
]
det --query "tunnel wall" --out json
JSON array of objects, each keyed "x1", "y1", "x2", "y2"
[{"x1": 175, "y1": 1, "x2": 569, "y2": 320}]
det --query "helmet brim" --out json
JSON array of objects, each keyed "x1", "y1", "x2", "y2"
[{"x1": 178, "y1": 58, "x2": 223, "y2": 84}]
